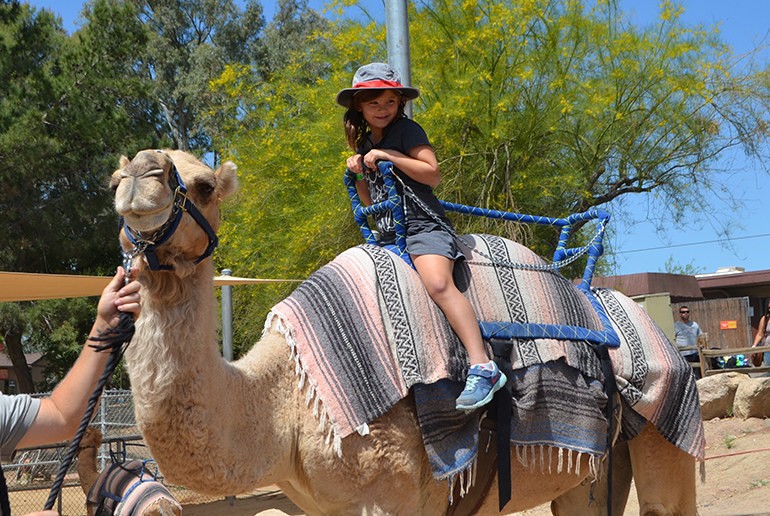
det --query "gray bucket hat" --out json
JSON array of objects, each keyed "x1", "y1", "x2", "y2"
[{"x1": 336, "y1": 62, "x2": 420, "y2": 108}]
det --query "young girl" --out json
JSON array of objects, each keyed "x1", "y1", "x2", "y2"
[{"x1": 336, "y1": 62, "x2": 506, "y2": 410}]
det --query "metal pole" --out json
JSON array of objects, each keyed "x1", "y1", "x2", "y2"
[
  {"x1": 385, "y1": 0, "x2": 413, "y2": 119},
  {"x1": 221, "y1": 269, "x2": 233, "y2": 362},
  {"x1": 220, "y1": 268, "x2": 236, "y2": 506}
]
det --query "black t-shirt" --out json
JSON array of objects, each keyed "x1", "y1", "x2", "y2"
[{"x1": 359, "y1": 117, "x2": 452, "y2": 244}]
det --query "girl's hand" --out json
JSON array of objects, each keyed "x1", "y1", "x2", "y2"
[
  {"x1": 362, "y1": 149, "x2": 389, "y2": 171},
  {"x1": 346, "y1": 154, "x2": 364, "y2": 175}
]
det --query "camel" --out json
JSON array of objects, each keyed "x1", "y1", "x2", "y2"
[
  {"x1": 76, "y1": 427, "x2": 182, "y2": 516},
  {"x1": 112, "y1": 149, "x2": 701, "y2": 516},
  {"x1": 76, "y1": 427, "x2": 103, "y2": 501}
]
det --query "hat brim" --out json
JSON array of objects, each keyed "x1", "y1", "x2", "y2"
[{"x1": 336, "y1": 86, "x2": 420, "y2": 108}]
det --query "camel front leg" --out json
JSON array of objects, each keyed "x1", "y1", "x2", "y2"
[{"x1": 627, "y1": 422, "x2": 696, "y2": 516}]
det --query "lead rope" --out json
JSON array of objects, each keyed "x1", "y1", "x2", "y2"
[
  {"x1": 43, "y1": 249, "x2": 141, "y2": 512},
  {"x1": 390, "y1": 170, "x2": 605, "y2": 271}
]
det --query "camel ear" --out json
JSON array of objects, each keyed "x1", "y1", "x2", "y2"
[
  {"x1": 215, "y1": 161, "x2": 238, "y2": 201},
  {"x1": 109, "y1": 169, "x2": 122, "y2": 190},
  {"x1": 120, "y1": 155, "x2": 130, "y2": 168}
]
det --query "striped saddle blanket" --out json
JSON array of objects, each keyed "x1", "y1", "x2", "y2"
[
  {"x1": 87, "y1": 459, "x2": 181, "y2": 516},
  {"x1": 267, "y1": 234, "x2": 704, "y2": 485}
]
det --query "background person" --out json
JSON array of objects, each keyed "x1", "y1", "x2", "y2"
[
  {"x1": 674, "y1": 305, "x2": 703, "y2": 379},
  {"x1": 0, "y1": 267, "x2": 140, "y2": 516},
  {"x1": 751, "y1": 300, "x2": 770, "y2": 367}
]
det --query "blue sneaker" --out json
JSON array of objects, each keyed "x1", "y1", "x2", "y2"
[{"x1": 455, "y1": 364, "x2": 507, "y2": 410}]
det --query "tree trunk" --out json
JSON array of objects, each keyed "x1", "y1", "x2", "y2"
[{"x1": 1, "y1": 327, "x2": 36, "y2": 393}]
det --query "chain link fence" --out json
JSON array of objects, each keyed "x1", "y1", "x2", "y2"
[{"x1": 3, "y1": 390, "x2": 223, "y2": 515}]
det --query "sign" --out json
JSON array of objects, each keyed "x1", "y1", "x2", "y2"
[
  {"x1": 0, "y1": 370, "x2": 8, "y2": 380},
  {"x1": 720, "y1": 321, "x2": 737, "y2": 330}
]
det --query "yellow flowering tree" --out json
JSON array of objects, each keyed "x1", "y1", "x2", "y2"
[
  {"x1": 211, "y1": 0, "x2": 770, "y2": 353},
  {"x1": 411, "y1": 0, "x2": 769, "y2": 255},
  {"x1": 211, "y1": 21, "x2": 386, "y2": 349}
]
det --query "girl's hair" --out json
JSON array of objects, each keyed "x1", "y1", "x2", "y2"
[{"x1": 343, "y1": 89, "x2": 407, "y2": 150}]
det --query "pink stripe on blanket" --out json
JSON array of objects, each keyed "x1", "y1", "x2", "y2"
[{"x1": 268, "y1": 236, "x2": 704, "y2": 462}]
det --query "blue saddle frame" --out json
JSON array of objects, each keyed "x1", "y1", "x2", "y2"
[{"x1": 344, "y1": 162, "x2": 620, "y2": 347}]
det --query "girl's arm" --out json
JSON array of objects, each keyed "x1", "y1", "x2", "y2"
[
  {"x1": 363, "y1": 145, "x2": 440, "y2": 187},
  {"x1": 347, "y1": 153, "x2": 373, "y2": 206},
  {"x1": 356, "y1": 180, "x2": 373, "y2": 206}
]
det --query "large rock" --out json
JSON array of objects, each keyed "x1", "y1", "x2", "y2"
[
  {"x1": 733, "y1": 377, "x2": 770, "y2": 419},
  {"x1": 697, "y1": 372, "x2": 750, "y2": 420}
]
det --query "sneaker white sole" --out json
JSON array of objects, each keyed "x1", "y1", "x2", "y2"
[{"x1": 455, "y1": 371, "x2": 508, "y2": 411}]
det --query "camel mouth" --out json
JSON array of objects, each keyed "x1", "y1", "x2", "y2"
[{"x1": 121, "y1": 206, "x2": 175, "y2": 233}]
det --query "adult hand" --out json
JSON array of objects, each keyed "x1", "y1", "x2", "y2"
[{"x1": 96, "y1": 266, "x2": 141, "y2": 329}]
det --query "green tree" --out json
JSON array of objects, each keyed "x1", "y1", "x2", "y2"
[
  {"x1": 260, "y1": 0, "x2": 329, "y2": 79},
  {"x1": 0, "y1": 0, "x2": 163, "y2": 391},
  {"x1": 212, "y1": 0, "x2": 770, "y2": 355},
  {"x1": 659, "y1": 255, "x2": 705, "y2": 276},
  {"x1": 125, "y1": 0, "x2": 266, "y2": 155}
]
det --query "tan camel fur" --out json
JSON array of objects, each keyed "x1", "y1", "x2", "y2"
[
  {"x1": 112, "y1": 149, "x2": 697, "y2": 516},
  {"x1": 77, "y1": 427, "x2": 103, "y2": 499},
  {"x1": 76, "y1": 427, "x2": 182, "y2": 516}
]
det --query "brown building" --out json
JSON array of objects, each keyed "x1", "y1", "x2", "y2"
[
  {"x1": 0, "y1": 353, "x2": 48, "y2": 394},
  {"x1": 590, "y1": 267, "x2": 770, "y2": 350}
]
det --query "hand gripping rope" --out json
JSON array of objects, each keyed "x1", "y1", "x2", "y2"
[{"x1": 43, "y1": 265, "x2": 138, "y2": 512}]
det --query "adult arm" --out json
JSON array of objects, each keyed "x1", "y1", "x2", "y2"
[{"x1": 16, "y1": 268, "x2": 140, "y2": 449}]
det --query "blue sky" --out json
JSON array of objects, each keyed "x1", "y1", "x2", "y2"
[{"x1": 28, "y1": 0, "x2": 770, "y2": 276}]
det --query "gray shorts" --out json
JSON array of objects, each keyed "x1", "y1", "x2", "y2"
[{"x1": 406, "y1": 229, "x2": 464, "y2": 261}]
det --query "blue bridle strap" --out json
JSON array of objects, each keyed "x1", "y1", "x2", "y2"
[{"x1": 122, "y1": 159, "x2": 218, "y2": 271}]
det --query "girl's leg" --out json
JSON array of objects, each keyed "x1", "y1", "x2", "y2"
[
  {"x1": 411, "y1": 254, "x2": 488, "y2": 364},
  {"x1": 411, "y1": 253, "x2": 506, "y2": 410}
]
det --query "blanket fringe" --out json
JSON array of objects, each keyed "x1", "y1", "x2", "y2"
[
  {"x1": 446, "y1": 458, "x2": 478, "y2": 504},
  {"x1": 265, "y1": 311, "x2": 344, "y2": 458},
  {"x1": 511, "y1": 445, "x2": 597, "y2": 478}
]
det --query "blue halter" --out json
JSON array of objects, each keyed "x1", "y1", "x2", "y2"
[{"x1": 121, "y1": 154, "x2": 218, "y2": 271}]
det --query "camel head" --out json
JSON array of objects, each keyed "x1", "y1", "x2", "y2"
[{"x1": 111, "y1": 150, "x2": 238, "y2": 276}]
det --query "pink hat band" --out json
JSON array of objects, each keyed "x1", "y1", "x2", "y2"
[
  {"x1": 353, "y1": 79, "x2": 405, "y2": 89},
  {"x1": 335, "y1": 63, "x2": 420, "y2": 107}
]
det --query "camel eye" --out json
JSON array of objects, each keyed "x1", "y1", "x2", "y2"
[{"x1": 195, "y1": 181, "x2": 216, "y2": 199}]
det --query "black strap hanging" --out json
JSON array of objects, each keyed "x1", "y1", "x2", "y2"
[{"x1": 488, "y1": 338, "x2": 514, "y2": 511}]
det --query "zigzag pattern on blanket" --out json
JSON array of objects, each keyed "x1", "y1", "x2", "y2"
[
  {"x1": 266, "y1": 233, "x2": 705, "y2": 479},
  {"x1": 596, "y1": 287, "x2": 705, "y2": 459}
]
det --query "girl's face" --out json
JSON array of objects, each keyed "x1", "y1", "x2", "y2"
[{"x1": 357, "y1": 90, "x2": 402, "y2": 133}]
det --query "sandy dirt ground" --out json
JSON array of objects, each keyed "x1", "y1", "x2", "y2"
[
  {"x1": 177, "y1": 417, "x2": 770, "y2": 516},
  {"x1": 11, "y1": 417, "x2": 770, "y2": 515}
]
